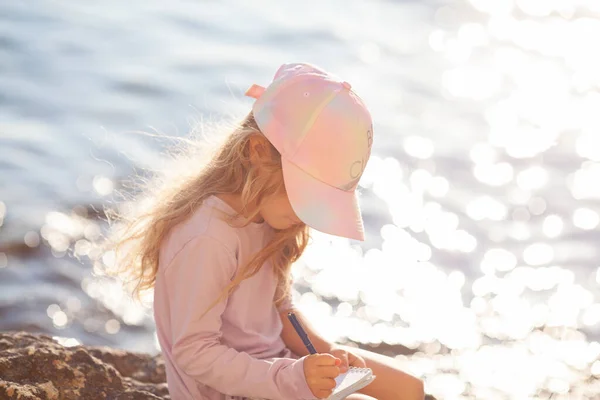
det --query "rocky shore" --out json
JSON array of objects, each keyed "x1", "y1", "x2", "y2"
[{"x1": 0, "y1": 331, "x2": 169, "y2": 400}]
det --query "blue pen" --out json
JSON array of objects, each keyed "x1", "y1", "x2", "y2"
[{"x1": 287, "y1": 312, "x2": 317, "y2": 355}]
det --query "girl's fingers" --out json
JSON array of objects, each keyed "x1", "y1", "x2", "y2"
[
  {"x1": 314, "y1": 353, "x2": 339, "y2": 366},
  {"x1": 313, "y1": 376, "x2": 338, "y2": 398},
  {"x1": 339, "y1": 353, "x2": 349, "y2": 373},
  {"x1": 351, "y1": 355, "x2": 367, "y2": 368},
  {"x1": 314, "y1": 365, "x2": 340, "y2": 379},
  {"x1": 329, "y1": 349, "x2": 349, "y2": 372},
  {"x1": 317, "y1": 377, "x2": 337, "y2": 390},
  {"x1": 317, "y1": 389, "x2": 334, "y2": 399}
]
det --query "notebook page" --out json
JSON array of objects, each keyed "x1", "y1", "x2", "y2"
[{"x1": 328, "y1": 367, "x2": 373, "y2": 400}]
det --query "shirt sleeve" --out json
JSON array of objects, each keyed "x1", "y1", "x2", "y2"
[
  {"x1": 163, "y1": 235, "x2": 316, "y2": 400},
  {"x1": 275, "y1": 275, "x2": 295, "y2": 313}
]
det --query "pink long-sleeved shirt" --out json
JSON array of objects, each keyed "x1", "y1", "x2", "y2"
[{"x1": 153, "y1": 196, "x2": 316, "y2": 400}]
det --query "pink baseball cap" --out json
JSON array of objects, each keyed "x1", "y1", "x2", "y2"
[{"x1": 245, "y1": 63, "x2": 373, "y2": 241}]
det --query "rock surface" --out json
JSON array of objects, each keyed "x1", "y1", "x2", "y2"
[{"x1": 0, "y1": 331, "x2": 169, "y2": 400}]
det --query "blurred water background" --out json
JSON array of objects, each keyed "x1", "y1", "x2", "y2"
[{"x1": 2, "y1": 0, "x2": 600, "y2": 399}]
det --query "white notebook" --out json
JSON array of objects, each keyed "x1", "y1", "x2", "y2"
[{"x1": 327, "y1": 367, "x2": 375, "y2": 400}]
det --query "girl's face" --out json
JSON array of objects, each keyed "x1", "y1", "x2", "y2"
[
  {"x1": 259, "y1": 188, "x2": 303, "y2": 230},
  {"x1": 247, "y1": 134, "x2": 303, "y2": 230}
]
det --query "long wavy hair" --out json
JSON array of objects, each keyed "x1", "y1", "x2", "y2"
[{"x1": 102, "y1": 112, "x2": 310, "y2": 315}]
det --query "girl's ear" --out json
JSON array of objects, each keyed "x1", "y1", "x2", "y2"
[{"x1": 248, "y1": 135, "x2": 272, "y2": 166}]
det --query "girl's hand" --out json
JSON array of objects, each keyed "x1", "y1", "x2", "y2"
[
  {"x1": 328, "y1": 346, "x2": 367, "y2": 373},
  {"x1": 303, "y1": 353, "x2": 341, "y2": 399}
]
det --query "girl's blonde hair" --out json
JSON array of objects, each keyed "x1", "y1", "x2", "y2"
[{"x1": 103, "y1": 112, "x2": 309, "y2": 312}]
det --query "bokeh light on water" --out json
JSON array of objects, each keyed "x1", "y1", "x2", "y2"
[
  {"x1": 288, "y1": 1, "x2": 600, "y2": 398},
  {"x1": 0, "y1": 0, "x2": 599, "y2": 399}
]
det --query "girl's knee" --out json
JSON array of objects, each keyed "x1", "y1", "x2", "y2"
[
  {"x1": 401, "y1": 375, "x2": 425, "y2": 400},
  {"x1": 385, "y1": 373, "x2": 424, "y2": 400}
]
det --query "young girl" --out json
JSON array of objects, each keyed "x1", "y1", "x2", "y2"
[{"x1": 110, "y1": 63, "x2": 425, "y2": 400}]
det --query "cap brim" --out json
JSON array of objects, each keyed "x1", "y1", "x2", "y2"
[{"x1": 282, "y1": 158, "x2": 365, "y2": 241}]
